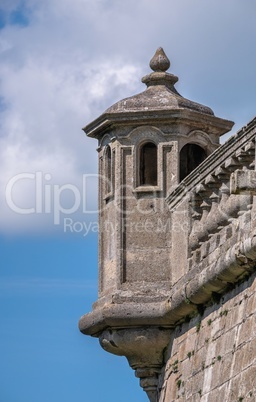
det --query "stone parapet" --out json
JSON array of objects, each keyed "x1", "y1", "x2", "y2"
[
  {"x1": 167, "y1": 117, "x2": 256, "y2": 277},
  {"x1": 167, "y1": 117, "x2": 256, "y2": 210}
]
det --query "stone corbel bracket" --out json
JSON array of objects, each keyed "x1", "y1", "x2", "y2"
[{"x1": 99, "y1": 327, "x2": 171, "y2": 402}]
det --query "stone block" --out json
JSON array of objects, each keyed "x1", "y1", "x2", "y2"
[{"x1": 230, "y1": 169, "x2": 256, "y2": 195}]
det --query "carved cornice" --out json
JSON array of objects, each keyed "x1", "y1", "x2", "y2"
[{"x1": 83, "y1": 109, "x2": 233, "y2": 139}]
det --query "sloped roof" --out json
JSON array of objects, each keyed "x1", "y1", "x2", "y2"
[
  {"x1": 105, "y1": 48, "x2": 214, "y2": 116},
  {"x1": 83, "y1": 48, "x2": 233, "y2": 139}
]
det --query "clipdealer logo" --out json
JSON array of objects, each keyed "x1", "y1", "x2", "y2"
[
  {"x1": 5, "y1": 172, "x2": 98, "y2": 225},
  {"x1": 5, "y1": 172, "x2": 166, "y2": 222},
  {"x1": 5, "y1": 171, "x2": 190, "y2": 236}
]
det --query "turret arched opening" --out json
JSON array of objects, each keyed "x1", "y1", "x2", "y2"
[
  {"x1": 140, "y1": 142, "x2": 157, "y2": 186},
  {"x1": 105, "y1": 145, "x2": 112, "y2": 193},
  {"x1": 179, "y1": 143, "x2": 207, "y2": 181}
]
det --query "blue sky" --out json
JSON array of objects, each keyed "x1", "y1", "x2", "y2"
[
  {"x1": 0, "y1": 233, "x2": 145, "y2": 402},
  {"x1": 0, "y1": 1, "x2": 256, "y2": 401}
]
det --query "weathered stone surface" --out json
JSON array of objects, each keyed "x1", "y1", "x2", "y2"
[
  {"x1": 149, "y1": 47, "x2": 171, "y2": 72},
  {"x1": 158, "y1": 274, "x2": 256, "y2": 402},
  {"x1": 230, "y1": 169, "x2": 256, "y2": 195},
  {"x1": 79, "y1": 48, "x2": 256, "y2": 402}
]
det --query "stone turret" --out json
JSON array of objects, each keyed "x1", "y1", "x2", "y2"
[{"x1": 79, "y1": 48, "x2": 234, "y2": 401}]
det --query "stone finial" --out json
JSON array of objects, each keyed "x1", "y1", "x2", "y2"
[
  {"x1": 150, "y1": 47, "x2": 170, "y2": 72},
  {"x1": 142, "y1": 47, "x2": 177, "y2": 89}
]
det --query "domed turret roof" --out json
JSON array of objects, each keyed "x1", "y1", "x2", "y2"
[
  {"x1": 84, "y1": 48, "x2": 234, "y2": 139},
  {"x1": 105, "y1": 48, "x2": 214, "y2": 116}
]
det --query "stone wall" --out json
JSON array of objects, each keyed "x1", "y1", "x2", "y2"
[{"x1": 158, "y1": 273, "x2": 256, "y2": 401}]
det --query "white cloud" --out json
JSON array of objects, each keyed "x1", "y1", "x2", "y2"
[{"x1": 0, "y1": 22, "x2": 141, "y2": 233}]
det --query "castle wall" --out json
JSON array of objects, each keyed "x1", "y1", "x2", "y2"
[{"x1": 158, "y1": 273, "x2": 256, "y2": 401}]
